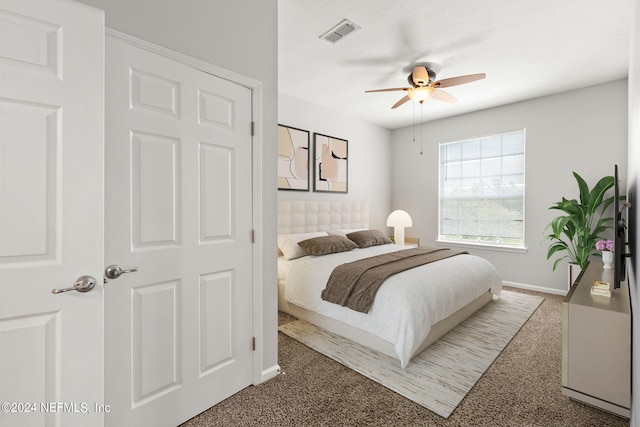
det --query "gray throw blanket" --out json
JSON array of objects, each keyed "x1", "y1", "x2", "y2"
[{"x1": 321, "y1": 247, "x2": 468, "y2": 313}]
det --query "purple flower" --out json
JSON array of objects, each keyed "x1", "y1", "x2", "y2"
[{"x1": 596, "y1": 239, "x2": 614, "y2": 252}]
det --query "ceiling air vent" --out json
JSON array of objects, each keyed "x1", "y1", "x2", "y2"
[{"x1": 319, "y1": 19, "x2": 361, "y2": 44}]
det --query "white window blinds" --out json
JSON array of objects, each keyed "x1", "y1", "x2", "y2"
[{"x1": 438, "y1": 130, "x2": 525, "y2": 248}]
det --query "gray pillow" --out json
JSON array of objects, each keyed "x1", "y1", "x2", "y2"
[
  {"x1": 346, "y1": 229, "x2": 392, "y2": 248},
  {"x1": 298, "y1": 235, "x2": 358, "y2": 256}
]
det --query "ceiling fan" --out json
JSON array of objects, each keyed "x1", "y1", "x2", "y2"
[{"x1": 365, "y1": 65, "x2": 486, "y2": 109}]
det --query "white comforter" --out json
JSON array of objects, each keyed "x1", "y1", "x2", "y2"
[{"x1": 280, "y1": 244, "x2": 502, "y2": 368}]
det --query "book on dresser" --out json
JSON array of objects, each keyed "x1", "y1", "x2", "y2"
[{"x1": 590, "y1": 280, "x2": 611, "y2": 297}]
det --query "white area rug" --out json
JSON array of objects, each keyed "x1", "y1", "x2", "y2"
[{"x1": 278, "y1": 290, "x2": 543, "y2": 418}]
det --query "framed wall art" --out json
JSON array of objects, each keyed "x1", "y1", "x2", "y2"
[
  {"x1": 277, "y1": 124, "x2": 310, "y2": 191},
  {"x1": 313, "y1": 133, "x2": 348, "y2": 193}
]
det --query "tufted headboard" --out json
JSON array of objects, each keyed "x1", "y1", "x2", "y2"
[{"x1": 277, "y1": 200, "x2": 369, "y2": 234}]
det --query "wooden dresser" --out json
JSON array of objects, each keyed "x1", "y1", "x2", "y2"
[{"x1": 561, "y1": 260, "x2": 631, "y2": 418}]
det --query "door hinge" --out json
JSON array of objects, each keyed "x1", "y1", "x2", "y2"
[
  {"x1": 252, "y1": 336, "x2": 256, "y2": 351},
  {"x1": 251, "y1": 229, "x2": 255, "y2": 243},
  {"x1": 251, "y1": 121, "x2": 255, "y2": 136}
]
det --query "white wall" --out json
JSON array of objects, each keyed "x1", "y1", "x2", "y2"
[
  {"x1": 278, "y1": 94, "x2": 393, "y2": 230},
  {"x1": 390, "y1": 79, "x2": 628, "y2": 294},
  {"x1": 75, "y1": 0, "x2": 280, "y2": 378},
  {"x1": 627, "y1": 1, "x2": 639, "y2": 424}
]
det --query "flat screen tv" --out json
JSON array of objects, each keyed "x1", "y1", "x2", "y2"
[{"x1": 614, "y1": 164, "x2": 629, "y2": 289}]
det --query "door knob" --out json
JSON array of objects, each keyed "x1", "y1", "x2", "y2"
[
  {"x1": 52, "y1": 275, "x2": 97, "y2": 294},
  {"x1": 104, "y1": 264, "x2": 139, "y2": 280}
]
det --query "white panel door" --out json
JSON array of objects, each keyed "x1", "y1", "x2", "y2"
[
  {"x1": 0, "y1": 1, "x2": 104, "y2": 427},
  {"x1": 104, "y1": 36, "x2": 254, "y2": 427}
]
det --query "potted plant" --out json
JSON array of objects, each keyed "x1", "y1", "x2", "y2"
[
  {"x1": 544, "y1": 172, "x2": 615, "y2": 278},
  {"x1": 596, "y1": 239, "x2": 615, "y2": 269}
]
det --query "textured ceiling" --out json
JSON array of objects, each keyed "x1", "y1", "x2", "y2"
[{"x1": 278, "y1": 0, "x2": 632, "y2": 130}]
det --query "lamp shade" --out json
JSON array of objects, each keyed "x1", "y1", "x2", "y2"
[
  {"x1": 386, "y1": 210, "x2": 412, "y2": 227},
  {"x1": 386, "y1": 210, "x2": 412, "y2": 246}
]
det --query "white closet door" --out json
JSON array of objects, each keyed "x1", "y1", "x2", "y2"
[{"x1": 104, "y1": 36, "x2": 254, "y2": 427}]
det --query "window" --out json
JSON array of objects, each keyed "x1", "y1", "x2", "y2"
[{"x1": 438, "y1": 130, "x2": 525, "y2": 249}]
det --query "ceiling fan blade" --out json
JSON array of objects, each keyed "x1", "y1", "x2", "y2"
[
  {"x1": 391, "y1": 95, "x2": 411, "y2": 109},
  {"x1": 432, "y1": 89, "x2": 457, "y2": 103},
  {"x1": 365, "y1": 87, "x2": 411, "y2": 93},
  {"x1": 412, "y1": 65, "x2": 430, "y2": 86},
  {"x1": 433, "y1": 73, "x2": 486, "y2": 88}
]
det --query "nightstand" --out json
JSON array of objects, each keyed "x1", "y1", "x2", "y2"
[{"x1": 393, "y1": 236, "x2": 419, "y2": 248}]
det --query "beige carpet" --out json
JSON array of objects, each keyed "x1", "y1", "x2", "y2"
[
  {"x1": 278, "y1": 290, "x2": 543, "y2": 418},
  {"x1": 183, "y1": 288, "x2": 629, "y2": 426}
]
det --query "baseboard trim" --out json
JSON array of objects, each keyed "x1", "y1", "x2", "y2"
[{"x1": 503, "y1": 280, "x2": 567, "y2": 296}]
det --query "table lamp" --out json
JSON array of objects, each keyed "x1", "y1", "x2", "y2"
[{"x1": 386, "y1": 210, "x2": 412, "y2": 246}]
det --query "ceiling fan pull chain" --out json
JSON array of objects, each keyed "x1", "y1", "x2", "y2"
[
  {"x1": 412, "y1": 101, "x2": 416, "y2": 143},
  {"x1": 420, "y1": 102, "x2": 424, "y2": 155}
]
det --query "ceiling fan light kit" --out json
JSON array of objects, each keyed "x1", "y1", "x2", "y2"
[
  {"x1": 408, "y1": 86, "x2": 434, "y2": 103},
  {"x1": 365, "y1": 65, "x2": 486, "y2": 109}
]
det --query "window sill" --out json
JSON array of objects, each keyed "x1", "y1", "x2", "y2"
[{"x1": 436, "y1": 240, "x2": 528, "y2": 254}]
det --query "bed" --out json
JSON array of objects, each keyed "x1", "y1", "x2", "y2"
[{"x1": 277, "y1": 200, "x2": 502, "y2": 368}]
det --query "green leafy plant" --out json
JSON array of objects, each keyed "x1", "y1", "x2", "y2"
[{"x1": 544, "y1": 172, "x2": 615, "y2": 271}]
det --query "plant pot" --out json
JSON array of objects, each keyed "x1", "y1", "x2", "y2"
[
  {"x1": 568, "y1": 263, "x2": 582, "y2": 289},
  {"x1": 602, "y1": 251, "x2": 614, "y2": 269}
]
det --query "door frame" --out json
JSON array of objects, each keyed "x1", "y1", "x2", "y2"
[{"x1": 105, "y1": 29, "x2": 270, "y2": 385}]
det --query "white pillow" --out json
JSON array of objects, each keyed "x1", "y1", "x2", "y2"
[{"x1": 277, "y1": 232, "x2": 329, "y2": 260}]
